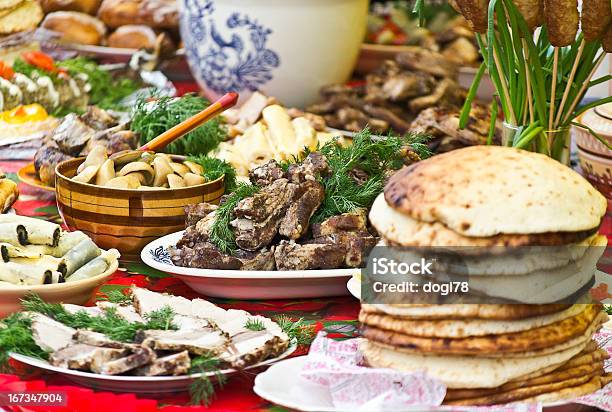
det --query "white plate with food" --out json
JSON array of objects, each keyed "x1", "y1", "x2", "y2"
[
  {"x1": 11, "y1": 342, "x2": 296, "y2": 394},
  {"x1": 141, "y1": 231, "x2": 359, "y2": 300},
  {"x1": 8, "y1": 287, "x2": 298, "y2": 394},
  {"x1": 254, "y1": 356, "x2": 584, "y2": 412}
]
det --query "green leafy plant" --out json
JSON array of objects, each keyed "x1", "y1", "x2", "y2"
[
  {"x1": 100, "y1": 289, "x2": 132, "y2": 305},
  {"x1": 132, "y1": 95, "x2": 227, "y2": 156},
  {"x1": 187, "y1": 155, "x2": 238, "y2": 192},
  {"x1": 244, "y1": 318, "x2": 266, "y2": 331},
  {"x1": 0, "y1": 313, "x2": 49, "y2": 372},
  {"x1": 274, "y1": 315, "x2": 315, "y2": 346},
  {"x1": 189, "y1": 354, "x2": 227, "y2": 406}
]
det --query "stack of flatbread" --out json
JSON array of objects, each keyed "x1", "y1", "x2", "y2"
[
  {"x1": 364, "y1": 146, "x2": 611, "y2": 405},
  {"x1": 0, "y1": 0, "x2": 42, "y2": 34}
]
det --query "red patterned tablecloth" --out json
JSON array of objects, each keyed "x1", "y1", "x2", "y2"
[{"x1": 0, "y1": 159, "x2": 361, "y2": 412}]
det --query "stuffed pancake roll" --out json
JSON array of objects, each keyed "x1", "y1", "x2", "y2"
[
  {"x1": 0, "y1": 242, "x2": 41, "y2": 261},
  {"x1": 0, "y1": 223, "x2": 28, "y2": 246},
  {"x1": 67, "y1": 249, "x2": 119, "y2": 282},
  {"x1": 52, "y1": 231, "x2": 90, "y2": 258},
  {"x1": 0, "y1": 215, "x2": 60, "y2": 247},
  {"x1": 63, "y1": 238, "x2": 101, "y2": 276},
  {"x1": 12, "y1": 255, "x2": 67, "y2": 276},
  {"x1": 0, "y1": 261, "x2": 58, "y2": 285}
]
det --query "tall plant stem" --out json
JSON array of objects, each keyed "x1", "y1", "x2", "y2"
[
  {"x1": 548, "y1": 48, "x2": 559, "y2": 131},
  {"x1": 522, "y1": 39, "x2": 534, "y2": 124},
  {"x1": 492, "y1": 45, "x2": 517, "y2": 125},
  {"x1": 554, "y1": 40, "x2": 585, "y2": 127},
  {"x1": 562, "y1": 52, "x2": 606, "y2": 125}
]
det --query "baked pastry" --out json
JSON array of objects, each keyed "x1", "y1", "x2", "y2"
[
  {"x1": 41, "y1": 11, "x2": 107, "y2": 45},
  {"x1": 0, "y1": 170, "x2": 18, "y2": 213},
  {"x1": 97, "y1": 0, "x2": 177, "y2": 29},
  {"x1": 39, "y1": 0, "x2": 102, "y2": 15},
  {"x1": 0, "y1": 0, "x2": 43, "y2": 34},
  {"x1": 107, "y1": 24, "x2": 169, "y2": 50}
]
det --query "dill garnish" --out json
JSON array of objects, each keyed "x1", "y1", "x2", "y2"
[
  {"x1": 21, "y1": 295, "x2": 176, "y2": 342},
  {"x1": 274, "y1": 315, "x2": 315, "y2": 346},
  {"x1": 0, "y1": 313, "x2": 48, "y2": 372},
  {"x1": 187, "y1": 155, "x2": 238, "y2": 193},
  {"x1": 209, "y1": 183, "x2": 260, "y2": 254},
  {"x1": 100, "y1": 289, "x2": 132, "y2": 305},
  {"x1": 312, "y1": 128, "x2": 431, "y2": 222},
  {"x1": 132, "y1": 95, "x2": 227, "y2": 156},
  {"x1": 244, "y1": 318, "x2": 266, "y2": 331},
  {"x1": 189, "y1": 354, "x2": 227, "y2": 406}
]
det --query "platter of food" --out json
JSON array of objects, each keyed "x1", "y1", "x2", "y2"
[
  {"x1": 6, "y1": 287, "x2": 297, "y2": 394},
  {"x1": 17, "y1": 162, "x2": 54, "y2": 192},
  {"x1": 142, "y1": 231, "x2": 359, "y2": 300}
]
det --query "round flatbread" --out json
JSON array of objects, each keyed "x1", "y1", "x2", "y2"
[
  {"x1": 369, "y1": 194, "x2": 598, "y2": 251},
  {"x1": 360, "y1": 302, "x2": 574, "y2": 320},
  {"x1": 516, "y1": 375, "x2": 611, "y2": 405},
  {"x1": 361, "y1": 305, "x2": 602, "y2": 355},
  {"x1": 360, "y1": 338, "x2": 589, "y2": 388},
  {"x1": 359, "y1": 304, "x2": 586, "y2": 338},
  {"x1": 384, "y1": 146, "x2": 607, "y2": 236}
]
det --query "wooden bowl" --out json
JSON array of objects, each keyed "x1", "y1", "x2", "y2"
[
  {"x1": 0, "y1": 257, "x2": 118, "y2": 317},
  {"x1": 55, "y1": 157, "x2": 225, "y2": 261}
]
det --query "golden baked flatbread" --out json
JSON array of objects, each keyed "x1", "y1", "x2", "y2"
[
  {"x1": 359, "y1": 304, "x2": 586, "y2": 338},
  {"x1": 370, "y1": 193, "x2": 599, "y2": 250},
  {"x1": 444, "y1": 372, "x2": 603, "y2": 405},
  {"x1": 445, "y1": 360, "x2": 605, "y2": 401},
  {"x1": 0, "y1": 0, "x2": 42, "y2": 34},
  {"x1": 516, "y1": 375, "x2": 610, "y2": 404},
  {"x1": 360, "y1": 302, "x2": 573, "y2": 320},
  {"x1": 361, "y1": 305, "x2": 602, "y2": 355},
  {"x1": 360, "y1": 338, "x2": 589, "y2": 389},
  {"x1": 384, "y1": 146, "x2": 606, "y2": 236}
]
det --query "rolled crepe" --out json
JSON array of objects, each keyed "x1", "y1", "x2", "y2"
[
  {"x1": 63, "y1": 238, "x2": 101, "y2": 276},
  {"x1": 0, "y1": 223, "x2": 27, "y2": 246},
  {"x1": 12, "y1": 256, "x2": 67, "y2": 276},
  {"x1": 2, "y1": 231, "x2": 91, "y2": 260},
  {"x1": 0, "y1": 261, "x2": 59, "y2": 285},
  {"x1": 52, "y1": 231, "x2": 90, "y2": 258},
  {"x1": 0, "y1": 216, "x2": 60, "y2": 247},
  {"x1": 67, "y1": 249, "x2": 119, "y2": 282}
]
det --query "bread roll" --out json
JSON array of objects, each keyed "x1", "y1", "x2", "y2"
[
  {"x1": 41, "y1": 11, "x2": 107, "y2": 45},
  {"x1": 107, "y1": 24, "x2": 174, "y2": 52},
  {"x1": 97, "y1": 0, "x2": 177, "y2": 29},
  {"x1": 39, "y1": 0, "x2": 102, "y2": 15},
  {"x1": 0, "y1": 0, "x2": 42, "y2": 34}
]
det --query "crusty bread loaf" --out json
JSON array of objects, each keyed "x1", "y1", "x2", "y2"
[
  {"x1": 107, "y1": 24, "x2": 174, "y2": 52},
  {"x1": 41, "y1": 11, "x2": 107, "y2": 45},
  {"x1": 97, "y1": 0, "x2": 177, "y2": 29},
  {"x1": 0, "y1": 0, "x2": 42, "y2": 34},
  {"x1": 39, "y1": 0, "x2": 102, "y2": 15}
]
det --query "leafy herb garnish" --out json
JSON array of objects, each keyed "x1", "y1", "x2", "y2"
[
  {"x1": 244, "y1": 318, "x2": 266, "y2": 331},
  {"x1": 132, "y1": 95, "x2": 227, "y2": 156},
  {"x1": 209, "y1": 183, "x2": 260, "y2": 254},
  {"x1": 21, "y1": 295, "x2": 176, "y2": 342},
  {"x1": 605, "y1": 305, "x2": 612, "y2": 315},
  {"x1": 58, "y1": 57, "x2": 139, "y2": 110},
  {"x1": 12, "y1": 58, "x2": 59, "y2": 82},
  {"x1": 312, "y1": 128, "x2": 431, "y2": 222},
  {"x1": 0, "y1": 313, "x2": 48, "y2": 372},
  {"x1": 275, "y1": 315, "x2": 315, "y2": 346},
  {"x1": 189, "y1": 354, "x2": 227, "y2": 406},
  {"x1": 187, "y1": 155, "x2": 238, "y2": 193},
  {"x1": 100, "y1": 289, "x2": 132, "y2": 305}
]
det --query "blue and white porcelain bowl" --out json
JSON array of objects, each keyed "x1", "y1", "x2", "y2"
[{"x1": 179, "y1": 0, "x2": 368, "y2": 108}]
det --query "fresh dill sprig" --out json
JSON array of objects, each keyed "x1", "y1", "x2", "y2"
[
  {"x1": 21, "y1": 295, "x2": 176, "y2": 342},
  {"x1": 605, "y1": 304, "x2": 612, "y2": 315},
  {"x1": 279, "y1": 145, "x2": 316, "y2": 172},
  {"x1": 58, "y1": 57, "x2": 139, "y2": 110},
  {"x1": 189, "y1": 354, "x2": 227, "y2": 406},
  {"x1": 244, "y1": 318, "x2": 266, "y2": 331},
  {"x1": 0, "y1": 313, "x2": 48, "y2": 372},
  {"x1": 187, "y1": 155, "x2": 238, "y2": 193},
  {"x1": 132, "y1": 95, "x2": 227, "y2": 156},
  {"x1": 312, "y1": 128, "x2": 431, "y2": 223},
  {"x1": 209, "y1": 183, "x2": 260, "y2": 254},
  {"x1": 100, "y1": 289, "x2": 132, "y2": 305},
  {"x1": 274, "y1": 315, "x2": 315, "y2": 346}
]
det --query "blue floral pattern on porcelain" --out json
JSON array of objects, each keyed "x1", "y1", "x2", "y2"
[
  {"x1": 150, "y1": 245, "x2": 173, "y2": 265},
  {"x1": 180, "y1": 0, "x2": 280, "y2": 94}
]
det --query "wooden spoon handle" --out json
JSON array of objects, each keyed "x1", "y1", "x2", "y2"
[{"x1": 138, "y1": 92, "x2": 239, "y2": 152}]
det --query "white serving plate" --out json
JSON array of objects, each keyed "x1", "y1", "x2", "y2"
[
  {"x1": 254, "y1": 356, "x2": 583, "y2": 412},
  {"x1": 11, "y1": 340, "x2": 296, "y2": 394},
  {"x1": 141, "y1": 231, "x2": 359, "y2": 299},
  {"x1": 346, "y1": 276, "x2": 360, "y2": 301}
]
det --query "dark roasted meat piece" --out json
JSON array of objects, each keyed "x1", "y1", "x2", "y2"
[
  {"x1": 274, "y1": 240, "x2": 347, "y2": 270},
  {"x1": 249, "y1": 160, "x2": 285, "y2": 186},
  {"x1": 286, "y1": 153, "x2": 330, "y2": 183},
  {"x1": 309, "y1": 231, "x2": 378, "y2": 268},
  {"x1": 279, "y1": 180, "x2": 325, "y2": 239},
  {"x1": 170, "y1": 242, "x2": 243, "y2": 269},
  {"x1": 311, "y1": 209, "x2": 368, "y2": 237},
  {"x1": 80, "y1": 106, "x2": 118, "y2": 130},
  {"x1": 34, "y1": 142, "x2": 73, "y2": 186},
  {"x1": 52, "y1": 113, "x2": 96, "y2": 156},
  {"x1": 91, "y1": 346, "x2": 156, "y2": 375},
  {"x1": 133, "y1": 350, "x2": 191, "y2": 376},
  {"x1": 185, "y1": 203, "x2": 218, "y2": 227}
]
